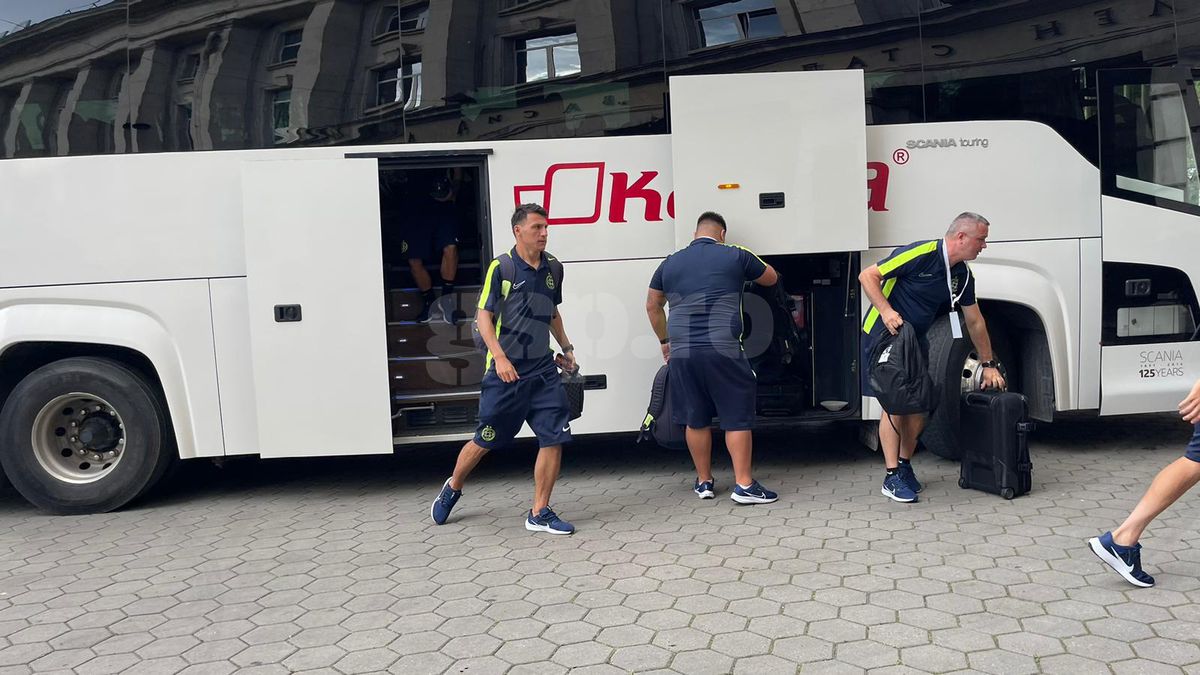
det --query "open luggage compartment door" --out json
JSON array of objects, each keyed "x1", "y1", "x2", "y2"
[
  {"x1": 241, "y1": 158, "x2": 393, "y2": 458},
  {"x1": 669, "y1": 71, "x2": 867, "y2": 255}
]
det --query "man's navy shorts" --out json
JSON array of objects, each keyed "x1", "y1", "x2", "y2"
[
  {"x1": 402, "y1": 216, "x2": 458, "y2": 263},
  {"x1": 474, "y1": 368, "x2": 572, "y2": 449},
  {"x1": 669, "y1": 347, "x2": 756, "y2": 430},
  {"x1": 860, "y1": 329, "x2": 929, "y2": 399},
  {"x1": 1183, "y1": 424, "x2": 1200, "y2": 462}
]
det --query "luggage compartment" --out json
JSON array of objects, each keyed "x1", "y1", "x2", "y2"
[{"x1": 745, "y1": 253, "x2": 862, "y2": 421}]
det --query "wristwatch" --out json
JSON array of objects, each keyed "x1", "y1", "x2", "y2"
[
  {"x1": 562, "y1": 344, "x2": 574, "y2": 353},
  {"x1": 659, "y1": 336, "x2": 670, "y2": 345},
  {"x1": 981, "y1": 360, "x2": 1000, "y2": 369}
]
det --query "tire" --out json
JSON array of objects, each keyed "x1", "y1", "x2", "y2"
[
  {"x1": 0, "y1": 357, "x2": 175, "y2": 514},
  {"x1": 922, "y1": 316, "x2": 1014, "y2": 461}
]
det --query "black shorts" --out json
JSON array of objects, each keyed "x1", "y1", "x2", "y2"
[
  {"x1": 474, "y1": 368, "x2": 572, "y2": 449},
  {"x1": 860, "y1": 329, "x2": 929, "y2": 399},
  {"x1": 402, "y1": 210, "x2": 458, "y2": 263},
  {"x1": 669, "y1": 348, "x2": 756, "y2": 430}
]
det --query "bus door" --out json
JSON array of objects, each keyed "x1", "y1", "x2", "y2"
[
  {"x1": 1097, "y1": 67, "x2": 1200, "y2": 414},
  {"x1": 241, "y1": 158, "x2": 393, "y2": 457},
  {"x1": 668, "y1": 71, "x2": 868, "y2": 254}
]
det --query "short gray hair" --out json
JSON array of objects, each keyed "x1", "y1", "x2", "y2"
[{"x1": 947, "y1": 211, "x2": 989, "y2": 236}]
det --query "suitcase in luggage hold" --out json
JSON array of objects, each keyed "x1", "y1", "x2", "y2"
[{"x1": 957, "y1": 390, "x2": 1033, "y2": 499}]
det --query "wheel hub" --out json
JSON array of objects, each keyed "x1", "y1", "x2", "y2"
[
  {"x1": 960, "y1": 350, "x2": 983, "y2": 395},
  {"x1": 32, "y1": 394, "x2": 126, "y2": 485}
]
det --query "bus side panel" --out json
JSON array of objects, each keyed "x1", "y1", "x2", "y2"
[
  {"x1": 509, "y1": 258, "x2": 665, "y2": 438},
  {"x1": 866, "y1": 121, "x2": 1100, "y2": 246},
  {"x1": 209, "y1": 278, "x2": 259, "y2": 457},
  {"x1": 1078, "y1": 238, "x2": 1103, "y2": 410},
  {"x1": 1100, "y1": 196, "x2": 1200, "y2": 415},
  {"x1": 0, "y1": 153, "x2": 246, "y2": 288},
  {"x1": 0, "y1": 280, "x2": 223, "y2": 460},
  {"x1": 486, "y1": 136, "x2": 675, "y2": 263}
]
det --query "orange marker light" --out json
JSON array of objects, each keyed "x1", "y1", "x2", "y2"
[{"x1": 717, "y1": 183, "x2": 740, "y2": 190}]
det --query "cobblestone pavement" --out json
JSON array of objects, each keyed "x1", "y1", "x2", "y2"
[{"x1": 1, "y1": 414, "x2": 1199, "y2": 674}]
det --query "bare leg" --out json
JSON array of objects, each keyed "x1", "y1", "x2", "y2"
[
  {"x1": 410, "y1": 258, "x2": 432, "y2": 292},
  {"x1": 899, "y1": 414, "x2": 926, "y2": 461},
  {"x1": 686, "y1": 427, "x2": 713, "y2": 482},
  {"x1": 440, "y1": 244, "x2": 459, "y2": 284},
  {"x1": 879, "y1": 412, "x2": 903, "y2": 468},
  {"x1": 448, "y1": 440, "x2": 489, "y2": 491},
  {"x1": 532, "y1": 445, "x2": 562, "y2": 513},
  {"x1": 725, "y1": 430, "x2": 754, "y2": 487},
  {"x1": 1112, "y1": 457, "x2": 1200, "y2": 546}
]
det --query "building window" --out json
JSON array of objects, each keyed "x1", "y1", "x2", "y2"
[
  {"x1": 179, "y1": 53, "x2": 201, "y2": 82},
  {"x1": 277, "y1": 29, "x2": 302, "y2": 63},
  {"x1": 271, "y1": 88, "x2": 291, "y2": 144},
  {"x1": 517, "y1": 33, "x2": 580, "y2": 83},
  {"x1": 372, "y1": 61, "x2": 422, "y2": 110},
  {"x1": 695, "y1": 0, "x2": 783, "y2": 48},
  {"x1": 379, "y1": 3, "x2": 428, "y2": 35}
]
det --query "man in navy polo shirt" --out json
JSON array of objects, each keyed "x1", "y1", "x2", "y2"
[
  {"x1": 646, "y1": 211, "x2": 781, "y2": 504},
  {"x1": 859, "y1": 212, "x2": 1006, "y2": 503},
  {"x1": 429, "y1": 204, "x2": 579, "y2": 534}
]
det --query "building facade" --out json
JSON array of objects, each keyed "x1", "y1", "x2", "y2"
[{"x1": 0, "y1": 0, "x2": 1195, "y2": 160}]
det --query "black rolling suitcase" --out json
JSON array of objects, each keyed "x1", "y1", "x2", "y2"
[{"x1": 958, "y1": 390, "x2": 1033, "y2": 499}]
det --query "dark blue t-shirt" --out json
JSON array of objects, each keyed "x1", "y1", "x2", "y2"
[
  {"x1": 649, "y1": 238, "x2": 767, "y2": 354},
  {"x1": 478, "y1": 248, "x2": 563, "y2": 377},
  {"x1": 862, "y1": 238, "x2": 976, "y2": 342}
]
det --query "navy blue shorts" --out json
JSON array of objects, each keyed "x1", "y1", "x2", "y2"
[
  {"x1": 402, "y1": 212, "x2": 458, "y2": 263},
  {"x1": 474, "y1": 368, "x2": 572, "y2": 449},
  {"x1": 669, "y1": 348, "x2": 756, "y2": 430},
  {"x1": 1183, "y1": 424, "x2": 1200, "y2": 463},
  {"x1": 861, "y1": 329, "x2": 929, "y2": 399}
]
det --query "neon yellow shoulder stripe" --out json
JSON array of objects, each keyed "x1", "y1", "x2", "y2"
[
  {"x1": 862, "y1": 278, "x2": 898, "y2": 334},
  {"x1": 723, "y1": 243, "x2": 767, "y2": 266},
  {"x1": 877, "y1": 240, "x2": 938, "y2": 277},
  {"x1": 477, "y1": 259, "x2": 501, "y2": 310}
]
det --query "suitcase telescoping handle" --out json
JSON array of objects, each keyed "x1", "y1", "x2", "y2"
[{"x1": 963, "y1": 391, "x2": 1001, "y2": 406}]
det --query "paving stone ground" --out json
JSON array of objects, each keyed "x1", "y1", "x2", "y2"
[{"x1": 1, "y1": 413, "x2": 1199, "y2": 674}]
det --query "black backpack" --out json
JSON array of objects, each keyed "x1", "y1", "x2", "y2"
[
  {"x1": 471, "y1": 251, "x2": 564, "y2": 355},
  {"x1": 868, "y1": 322, "x2": 938, "y2": 415},
  {"x1": 636, "y1": 365, "x2": 686, "y2": 449},
  {"x1": 745, "y1": 277, "x2": 804, "y2": 384}
]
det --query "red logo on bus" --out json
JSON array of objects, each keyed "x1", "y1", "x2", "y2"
[{"x1": 515, "y1": 160, "x2": 891, "y2": 223}]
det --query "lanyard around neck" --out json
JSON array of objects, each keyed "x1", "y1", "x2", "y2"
[{"x1": 941, "y1": 240, "x2": 969, "y2": 307}]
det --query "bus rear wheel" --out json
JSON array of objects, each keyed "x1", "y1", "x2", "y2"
[{"x1": 0, "y1": 357, "x2": 174, "y2": 514}]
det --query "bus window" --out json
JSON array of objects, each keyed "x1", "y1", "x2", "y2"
[{"x1": 1099, "y1": 68, "x2": 1200, "y2": 212}]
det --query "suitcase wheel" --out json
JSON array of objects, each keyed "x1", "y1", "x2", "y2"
[
  {"x1": 958, "y1": 477, "x2": 967, "y2": 489},
  {"x1": 1000, "y1": 487, "x2": 1015, "y2": 500}
]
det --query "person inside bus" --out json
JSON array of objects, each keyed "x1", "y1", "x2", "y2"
[
  {"x1": 1089, "y1": 377, "x2": 1200, "y2": 588},
  {"x1": 858, "y1": 212, "x2": 1006, "y2": 503},
  {"x1": 645, "y1": 211, "x2": 781, "y2": 505},
  {"x1": 406, "y1": 168, "x2": 463, "y2": 324},
  {"x1": 430, "y1": 203, "x2": 579, "y2": 534}
]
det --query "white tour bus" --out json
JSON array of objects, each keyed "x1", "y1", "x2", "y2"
[{"x1": 0, "y1": 70, "x2": 1197, "y2": 514}]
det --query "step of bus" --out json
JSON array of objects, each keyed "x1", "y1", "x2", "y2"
[
  {"x1": 386, "y1": 323, "x2": 475, "y2": 358},
  {"x1": 392, "y1": 396, "x2": 480, "y2": 436},
  {"x1": 389, "y1": 354, "x2": 485, "y2": 391},
  {"x1": 386, "y1": 287, "x2": 480, "y2": 322}
]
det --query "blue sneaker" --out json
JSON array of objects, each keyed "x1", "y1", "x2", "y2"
[
  {"x1": 731, "y1": 480, "x2": 778, "y2": 504},
  {"x1": 525, "y1": 507, "x2": 575, "y2": 535},
  {"x1": 694, "y1": 479, "x2": 715, "y2": 499},
  {"x1": 430, "y1": 478, "x2": 461, "y2": 525},
  {"x1": 1089, "y1": 532, "x2": 1155, "y2": 587},
  {"x1": 897, "y1": 461, "x2": 923, "y2": 493},
  {"x1": 882, "y1": 472, "x2": 917, "y2": 503}
]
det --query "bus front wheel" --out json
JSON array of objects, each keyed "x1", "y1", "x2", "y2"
[
  {"x1": 922, "y1": 316, "x2": 1015, "y2": 461},
  {"x1": 0, "y1": 357, "x2": 175, "y2": 515}
]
